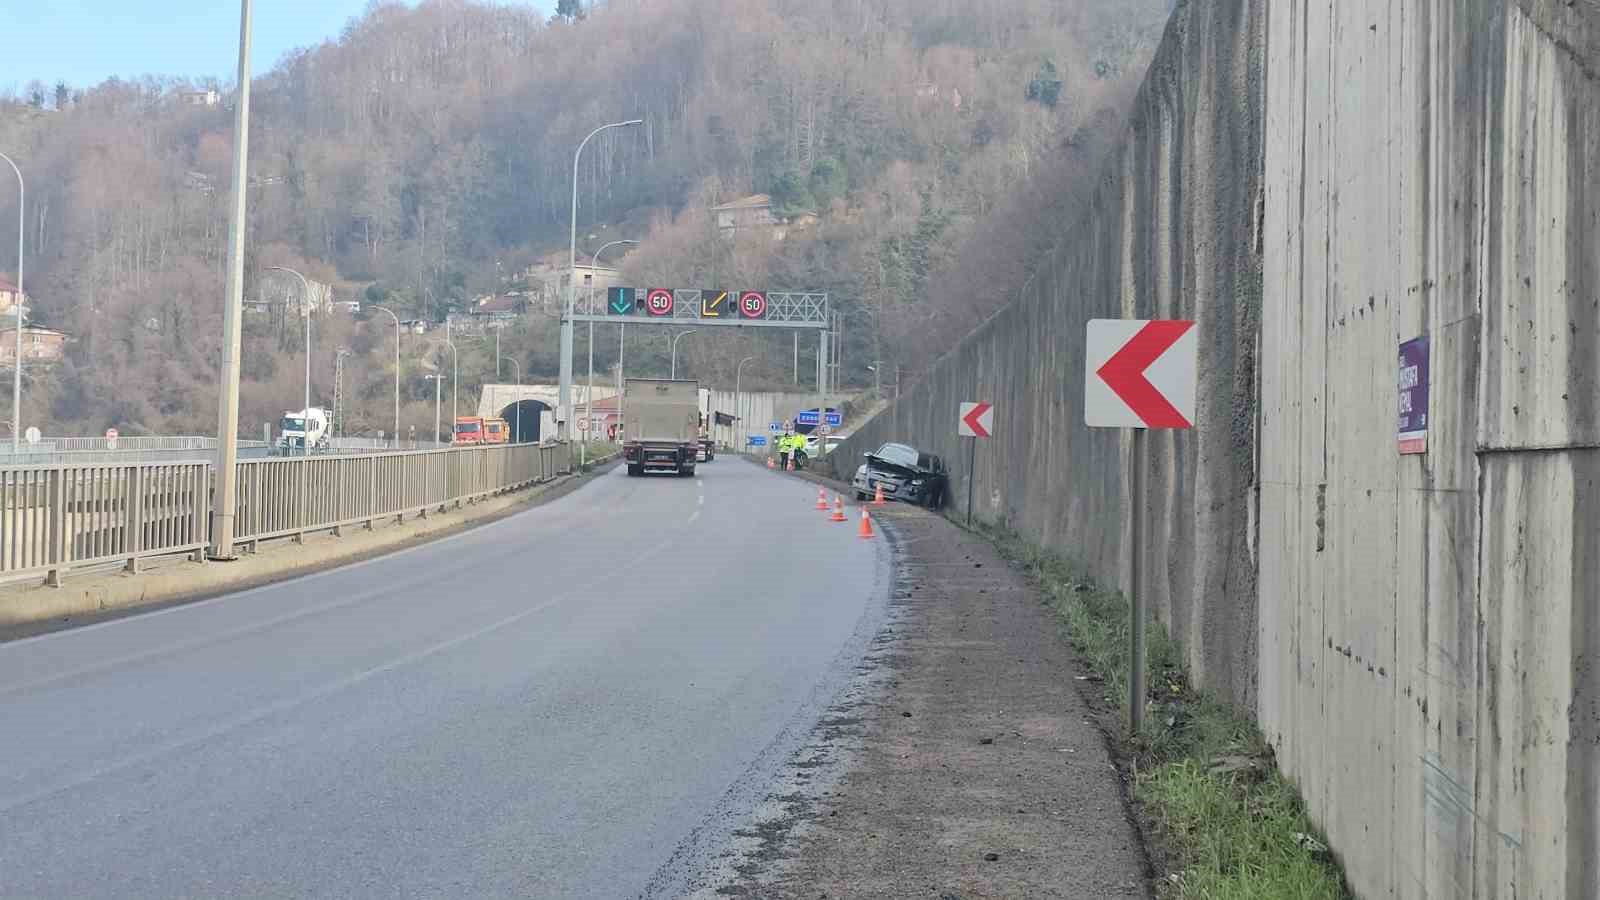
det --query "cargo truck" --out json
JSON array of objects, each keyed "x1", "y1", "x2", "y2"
[{"x1": 622, "y1": 378, "x2": 699, "y2": 477}]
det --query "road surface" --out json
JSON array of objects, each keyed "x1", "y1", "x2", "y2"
[{"x1": 0, "y1": 460, "x2": 889, "y2": 898}]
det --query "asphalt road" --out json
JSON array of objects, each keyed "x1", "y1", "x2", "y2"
[{"x1": 0, "y1": 460, "x2": 890, "y2": 898}]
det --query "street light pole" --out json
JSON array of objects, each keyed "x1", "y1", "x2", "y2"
[
  {"x1": 735, "y1": 355, "x2": 755, "y2": 453},
  {"x1": 670, "y1": 329, "x2": 697, "y2": 380},
  {"x1": 209, "y1": 0, "x2": 253, "y2": 558},
  {"x1": 371, "y1": 305, "x2": 401, "y2": 446},
  {"x1": 0, "y1": 152, "x2": 23, "y2": 456},
  {"x1": 445, "y1": 315, "x2": 458, "y2": 432},
  {"x1": 266, "y1": 267, "x2": 313, "y2": 456},
  {"x1": 500, "y1": 357, "x2": 522, "y2": 443},
  {"x1": 583, "y1": 239, "x2": 637, "y2": 466},
  {"x1": 560, "y1": 118, "x2": 642, "y2": 442},
  {"x1": 425, "y1": 374, "x2": 446, "y2": 444}
]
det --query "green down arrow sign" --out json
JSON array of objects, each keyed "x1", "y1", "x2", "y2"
[{"x1": 608, "y1": 287, "x2": 634, "y2": 315}]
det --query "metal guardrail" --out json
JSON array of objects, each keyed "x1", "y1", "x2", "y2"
[
  {"x1": 231, "y1": 442, "x2": 571, "y2": 548},
  {"x1": 0, "y1": 462, "x2": 211, "y2": 586},
  {"x1": 0, "y1": 442, "x2": 573, "y2": 585}
]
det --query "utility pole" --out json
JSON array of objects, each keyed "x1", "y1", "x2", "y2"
[{"x1": 209, "y1": 0, "x2": 253, "y2": 558}]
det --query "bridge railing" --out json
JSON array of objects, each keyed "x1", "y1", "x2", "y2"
[
  {"x1": 0, "y1": 442, "x2": 573, "y2": 586},
  {"x1": 0, "y1": 461, "x2": 212, "y2": 586},
  {"x1": 231, "y1": 441, "x2": 572, "y2": 549}
]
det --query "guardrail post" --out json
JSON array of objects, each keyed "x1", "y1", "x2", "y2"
[
  {"x1": 45, "y1": 468, "x2": 66, "y2": 587},
  {"x1": 243, "y1": 463, "x2": 256, "y2": 553},
  {"x1": 332, "y1": 458, "x2": 345, "y2": 537},
  {"x1": 367, "y1": 455, "x2": 378, "y2": 530},
  {"x1": 191, "y1": 464, "x2": 209, "y2": 563},
  {"x1": 125, "y1": 466, "x2": 144, "y2": 574},
  {"x1": 295, "y1": 457, "x2": 307, "y2": 544}
]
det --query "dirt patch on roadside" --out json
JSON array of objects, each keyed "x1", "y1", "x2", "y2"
[{"x1": 702, "y1": 496, "x2": 1151, "y2": 898}]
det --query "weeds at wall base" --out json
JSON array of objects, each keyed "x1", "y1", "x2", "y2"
[{"x1": 971, "y1": 520, "x2": 1350, "y2": 900}]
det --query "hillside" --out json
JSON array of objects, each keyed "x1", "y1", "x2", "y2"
[{"x1": 0, "y1": 0, "x2": 1171, "y2": 437}]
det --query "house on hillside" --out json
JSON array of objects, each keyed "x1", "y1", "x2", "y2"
[
  {"x1": 0, "y1": 277, "x2": 28, "y2": 323},
  {"x1": 0, "y1": 327, "x2": 69, "y2": 365},
  {"x1": 469, "y1": 295, "x2": 526, "y2": 321},
  {"x1": 179, "y1": 89, "x2": 219, "y2": 107},
  {"x1": 712, "y1": 194, "x2": 779, "y2": 232},
  {"x1": 711, "y1": 194, "x2": 818, "y2": 240}
]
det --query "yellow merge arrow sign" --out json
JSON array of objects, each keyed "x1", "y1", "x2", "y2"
[{"x1": 701, "y1": 290, "x2": 729, "y2": 318}]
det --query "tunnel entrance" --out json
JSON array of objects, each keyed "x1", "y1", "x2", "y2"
[{"x1": 500, "y1": 400, "x2": 549, "y2": 443}]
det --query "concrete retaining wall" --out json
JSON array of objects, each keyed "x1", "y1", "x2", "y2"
[
  {"x1": 1260, "y1": 1, "x2": 1599, "y2": 897},
  {"x1": 827, "y1": 0, "x2": 1268, "y2": 710},
  {"x1": 830, "y1": 0, "x2": 1597, "y2": 895}
]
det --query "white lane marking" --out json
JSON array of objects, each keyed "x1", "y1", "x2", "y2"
[
  {"x1": 0, "y1": 465, "x2": 622, "y2": 651},
  {"x1": 698, "y1": 495, "x2": 705, "y2": 506},
  {"x1": 688, "y1": 509, "x2": 702, "y2": 525},
  {"x1": 0, "y1": 532, "x2": 685, "y2": 814}
]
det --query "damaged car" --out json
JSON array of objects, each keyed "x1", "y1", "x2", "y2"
[{"x1": 852, "y1": 442, "x2": 949, "y2": 509}]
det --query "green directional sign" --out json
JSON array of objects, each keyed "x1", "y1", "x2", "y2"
[{"x1": 608, "y1": 287, "x2": 635, "y2": 315}]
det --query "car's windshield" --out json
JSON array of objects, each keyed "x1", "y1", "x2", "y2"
[
  {"x1": 455, "y1": 422, "x2": 481, "y2": 433},
  {"x1": 280, "y1": 417, "x2": 305, "y2": 431},
  {"x1": 871, "y1": 443, "x2": 922, "y2": 468}
]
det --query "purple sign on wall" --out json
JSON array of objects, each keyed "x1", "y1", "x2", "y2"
[{"x1": 1398, "y1": 336, "x2": 1429, "y2": 455}]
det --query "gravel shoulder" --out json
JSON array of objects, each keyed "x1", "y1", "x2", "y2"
[{"x1": 697, "y1": 489, "x2": 1151, "y2": 898}]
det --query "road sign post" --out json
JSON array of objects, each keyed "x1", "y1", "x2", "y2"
[
  {"x1": 1085, "y1": 318, "x2": 1197, "y2": 736},
  {"x1": 958, "y1": 401, "x2": 993, "y2": 526}
]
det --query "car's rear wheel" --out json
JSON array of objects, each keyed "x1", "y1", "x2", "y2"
[{"x1": 627, "y1": 464, "x2": 642, "y2": 477}]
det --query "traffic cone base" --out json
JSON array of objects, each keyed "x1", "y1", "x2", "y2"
[
  {"x1": 830, "y1": 495, "x2": 848, "y2": 522},
  {"x1": 858, "y1": 508, "x2": 875, "y2": 539}
]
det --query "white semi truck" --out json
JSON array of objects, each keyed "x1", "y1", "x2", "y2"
[
  {"x1": 621, "y1": 378, "x2": 699, "y2": 477},
  {"x1": 279, "y1": 407, "x2": 331, "y2": 453}
]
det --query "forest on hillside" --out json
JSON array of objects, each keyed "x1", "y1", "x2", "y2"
[{"x1": 0, "y1": 0, "x2": 1171, "y2": 438}]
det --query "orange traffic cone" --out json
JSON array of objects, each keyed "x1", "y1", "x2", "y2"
[
  {"x1": 872, "y1": 483, "x2": 886, "y2": 506},
  {"x1": 815, "y1": 488, "x2": 830, "y2": 510},
  {"x1": 786, "y1": 457, "x2": 795, "y2": 471},
  {"x1": 830, "y1": 495, "x2": 848, "y2": 522},
  {"x1": 767, "y1": 456, "x2": 775, "y2": 469},
  {"x1": 857, "y1": 508, "x2": 875, "y2": 539}
]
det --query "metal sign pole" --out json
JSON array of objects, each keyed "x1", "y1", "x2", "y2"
[
  {"x1": 1129, "y1": 427, "x2": 1147, "y2": 734},
  {"x1": 966, "y1": 436, "x2": 976, "y2": 526}
]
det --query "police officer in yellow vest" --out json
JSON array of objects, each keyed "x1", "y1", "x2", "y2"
[
  {"x1": 777, "y1": 430, "x2": 793, "y2": 470},
  {"x1": 783, "y1": 431, "x2": 808, "y2": 469}
]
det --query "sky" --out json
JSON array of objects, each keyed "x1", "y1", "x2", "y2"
[{"x1": 0, "y1": 1, "x2": 548, "y2": 91}]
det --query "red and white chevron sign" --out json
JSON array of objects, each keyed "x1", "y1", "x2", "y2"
[
  {"x1": 1085, "y1": 319, "x2": 1198, "y2": 429},
  {"x1": 959, "y1": 401, "x2": 993, "y2": 438}
]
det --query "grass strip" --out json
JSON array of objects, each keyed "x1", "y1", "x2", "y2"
[{"x1": 974, "y1": 522, "x2": 1349, "y2": 900}]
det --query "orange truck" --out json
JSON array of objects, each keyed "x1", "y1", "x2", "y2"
[
  {"x1": 483, "y1": 417, "x2": 510, "y2": 444},
  {"x1": 453, "y1": 416, "x2": 485, "y2": 444},
  {"x1": 453, "y1": 416, "x2": 510, "y2": 445}
]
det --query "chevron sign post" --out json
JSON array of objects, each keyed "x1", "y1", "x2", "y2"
[{"x1": 1084, "y1": 318, "x2": 1197, "y2": 737}]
